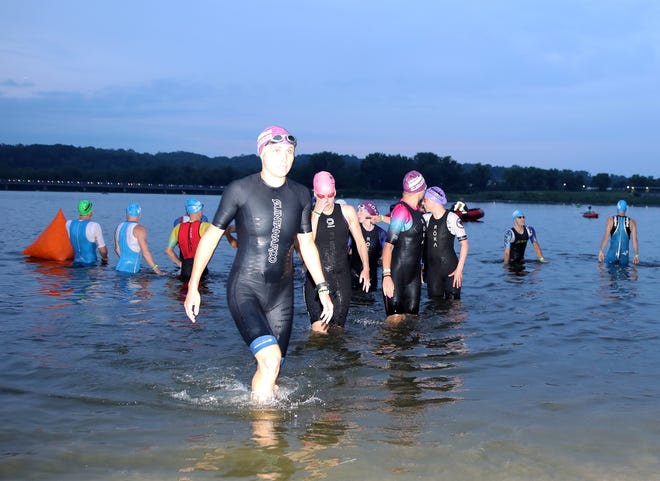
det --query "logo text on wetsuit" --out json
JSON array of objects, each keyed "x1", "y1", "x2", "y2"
[{"x1": 268, "y1": 199, "x2": 282, "y2": 264}]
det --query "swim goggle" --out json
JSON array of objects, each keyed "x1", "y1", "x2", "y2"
[
  {"x1": 316, "y1": 191, "x2": 336, "y2": 199},
  {"x1": 268, "y1": 134, "x2": 297, "y2": 147}
]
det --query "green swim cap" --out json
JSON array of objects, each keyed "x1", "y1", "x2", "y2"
[{"x1": 78, "y1": 200, "x2": 93, "y2": 216}]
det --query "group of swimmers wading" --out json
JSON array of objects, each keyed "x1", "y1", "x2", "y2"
[{"x1": 182, "y1": 125, "x2": 640, "y2": 404}]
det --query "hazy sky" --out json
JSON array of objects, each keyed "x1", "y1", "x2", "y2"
[{"x1": 1, "y1": 1, "x2": 659, "y2": 177}]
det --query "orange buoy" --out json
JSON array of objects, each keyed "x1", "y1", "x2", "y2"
[{"x1": 23, "y1": 209, "x2": 74, "y2": 261}]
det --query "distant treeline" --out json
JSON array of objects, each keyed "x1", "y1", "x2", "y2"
[{"x1": 1, "y1": 143, "x2": 657, "y2": 194}]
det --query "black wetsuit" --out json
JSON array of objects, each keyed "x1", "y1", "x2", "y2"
[
  {"x1": 423, "y1": 211, "x2": 465, "y2": 299},
  {"x1": 506, "y1": 227, "x2": 529, "y2": 264},
  {"x1": 212, "y1": 173, "x2": 312, "y2": 357},
  {"x1": 304, "y1": 204, "x2": 352, "y2": 327},
  {"x1": 350, "y1": 224, "x2": 386, "y2": 292},
  {"x1": 385, "y1": 201, "x2": 425, "y2": 315}
]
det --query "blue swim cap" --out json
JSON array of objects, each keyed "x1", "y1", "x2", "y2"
[
  {"x1": 616, "y1": 199, "x2": 627, "y2": 212},
  {"x1": 185, "y1": 198, "x2": 203, "y2": 214},
  {"x1": 126, "y1": 203, "x2": 142, "y2": 217},
  {"x1": 512, "y1": 209, "x2": 525, "y2": 219}
]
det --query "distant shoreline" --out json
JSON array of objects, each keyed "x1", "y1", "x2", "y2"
[
  {"x1": 339, "y1": 189, "x2": 660, "y2": 207},
  {"x1": 4, "y1": 183, "x2": 659, "y2": 206}
]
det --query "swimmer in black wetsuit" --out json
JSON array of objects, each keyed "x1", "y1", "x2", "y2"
[
  {"x1": 350, "y1": 201, "x2": 387, "y2": 292},
  {"x1": 503, "y1": 209, "x2": 546, "y2": 265},
  {"x1": 421, "y1": 186, "x2": 469, "y2": 300},
  {"x1": 184, "y1": 126, "x2": 333, "y2": 403},
  {"x1": 304, "y1": 171, "x2": 370, "y2": 333},
  {"x1": 382, "y1": 170, "x2": 427, "y2": 321}
]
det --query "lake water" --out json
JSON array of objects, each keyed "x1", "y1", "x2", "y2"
[{"x1": 2, "y1": 190, "x2": 660, "y2": 481}]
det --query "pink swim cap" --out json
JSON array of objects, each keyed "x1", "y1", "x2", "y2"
[
  {"x1": 358, "y1": 201, "x2": 379, "y2": 216},
  {"x1": 257, "y1": 126, "x2": 295, "y2": 156},
  {"x1": 403, "y1": 170, "x2": 426, "y2": 194},
  {"x1": 313, "y1": 171, "x2": 335, "y2": 195}
]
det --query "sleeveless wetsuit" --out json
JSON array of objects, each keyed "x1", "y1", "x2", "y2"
[
  {"x1": 504, "y1": 225, "x2": 537, "y2": 264},
  {"x1": 68, "y1": 219, "x2": 98, "y2": 264},
  {"x1": 115, "y1": 222, "x2": 142, "y2": 273},
  {"x1": 174, "y1": 220, "x2": 210, "y2": 280},
  {"x1": 385, "y1": 200, "x2": 425, "y2": 315},
  {"x1": 423, "y1": 211, "x2": 467, "y2": 299},
  {"x1": 605, "y1": 215, "x2": 631, "y2": 265},
  {"x1": 212, "y1": 173, "x2": 312, "y2": 358},
  {"x1": 350, "y1": 223, "x2": 386, "y2": 292},
  {"x1": 304, "y1": 204, "x2": 352, "y2": 327}
]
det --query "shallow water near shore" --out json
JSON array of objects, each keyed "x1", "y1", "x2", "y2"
[{"x1": 2, "y1": 190, "x2": 660, "y2": 480}]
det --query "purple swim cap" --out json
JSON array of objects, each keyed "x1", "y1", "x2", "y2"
[
  {"x1": 257, "y1": 126, "x2": 296, "y2": 156},
  {"x1": 313, "y1": 171, "x2": 335, "y2": 195},
  {"x1": 358, "y1": 201, "x2": 379, "y2": 216},
  {"x1": 403, "y1": 170, "x2": 426, "y2": 194},
  {"x1": 424, "y1": 186, "x2": 447, "y2": 205}
]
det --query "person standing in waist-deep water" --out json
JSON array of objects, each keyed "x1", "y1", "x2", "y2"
[
  {"x1": 304, "y1": 171, "x2": 370, "y2": 333},
  {"x1": 165, "y1": 198, "x2": 232, "y2": 281},
  {"x1": 598, "y1": 199, "x2": 639, "y2": 266},
  {"x1": 503, "y1": 209, "x2": 546, "y2": 265},
  {"x1": 421, "y1": 186, "x2": 469, "y2": 300},
  {"x1": 184, "y1": 126, "x2": 333, "y2": 403},
  {"x1": 381, "y1": 170, "x2": 427, "y2": 320},
  {"x1": 115, "y1": 203, "x2": 164, "y2": 275},
  {"x1": 66, "y1": 199, "x2": 108, "y2": 265},
  {"x1": 349, "y1": 200, "x2": 387, "y2": 293}
]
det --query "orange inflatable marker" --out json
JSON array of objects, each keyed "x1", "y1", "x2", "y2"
[{"x1": 23, "y1": 209, "x2": 74, "y2": 261}]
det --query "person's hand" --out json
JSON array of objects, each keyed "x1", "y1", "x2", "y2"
[
  {"x1": 318, "y1": 291, "x2": 334, "y2": 324},
  {"x1": 359, "y1": 268, "x2": 370, "y2": 292},
  {"x1": 382, "y1": 276, "x2": 394, "y2": 298},
  {"x1": 450, "y1": 269, "x2": 463, "y2": 288},
  {"x1": 184, "y1": 288, "x2": 201, "y2": 323},
  {"x1": 633, "y1": 254, "x2": 640, "y2": 265},
  {"x1": 314, "y1": 197, "x2": 333, "y2": 214}
]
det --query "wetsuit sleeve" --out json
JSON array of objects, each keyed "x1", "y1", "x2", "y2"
[
  {"x1": 527, "y1": 226, "x2": 538, "y2": 244},
  {"x1": 504, "y1": 228, "x2": 514, "y2": 248},
  {"x1": 386, "y1": 204, "x2": 412, "y2": 245},
  {"x1": 447, "y1": 212, "x2": 467, "y2": 241},
  {"x1": 167, "y1": 225, "x2": 180, "y2": 248},
  {"x1": 213, "y1": 181, "x2": 242, "y2": 230},
  {"x1": 298, "y1": 186, "x2": 313, "y2": 234}
]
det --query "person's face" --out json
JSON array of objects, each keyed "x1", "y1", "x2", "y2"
[
  {"x1": 314, "y1": 189, "x2": 335, "y2": 211},
  {"x1": 261, "y1": 143, "x2": 295, "y2": 179},
  {"x1": 357, "y1": 205, "x2": 371, "y2": 223},
  {"x1": 514, "y1": 214, "x2": 525, "y2": 226},
  {"x1": 414, "y1": 191, "x2": 425, "y2": 208}
]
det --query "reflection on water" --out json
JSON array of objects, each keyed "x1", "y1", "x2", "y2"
[
  {"x1": 5, "y1": 194, "x2": 660, "y2": 481},
  {"x1": 180, "y1": 409, "x2": 351, "y2": 480}
]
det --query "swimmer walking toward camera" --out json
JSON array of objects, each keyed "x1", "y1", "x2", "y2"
[
  {"x1": 503, "y1": 209, "x2": 546, "y2": 264},
  {"x1": 421, "y1": 187, "x2": 469, "y2": 300},
  {"x1": 350, "y1": 201, "x2": 387, "y2": 292},
  {"x1": 382, "y1": 170, "x2": 427, "y2": 320},
  {"x1": 184, "y1": 126, "x2": 332, "y2": 403},
  {"x1": 304, "y1": 171, "x2": 370, "y2": 332}
]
